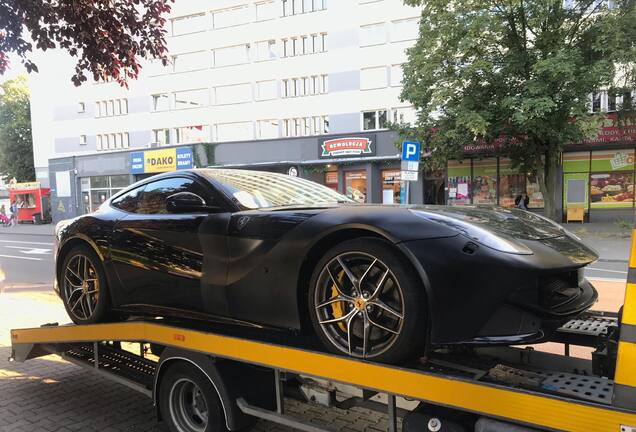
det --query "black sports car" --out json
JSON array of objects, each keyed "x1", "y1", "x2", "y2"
[{"x1": 54, "y1": 169, "x2": 598, "y2": 363}]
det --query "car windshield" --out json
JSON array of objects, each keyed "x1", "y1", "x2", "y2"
[{"x1": 200, "y1": 169, "x2": 354, "y2": 210}]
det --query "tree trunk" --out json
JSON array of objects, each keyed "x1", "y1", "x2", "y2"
[{"x1": 536, "y1": 148, "x2": 560, "y2": 221}]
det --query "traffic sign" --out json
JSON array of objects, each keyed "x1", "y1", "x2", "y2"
[
  {"x1": 401, "y1": 170, "x2": 418, "y2": 181},
  {"x1": 401, "y1": 141, "x2": 420, "y2": 162}
]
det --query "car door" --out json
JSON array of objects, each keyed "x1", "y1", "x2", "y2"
[{"x1": 110, "y1": 176, "x2": 227, "y2": 312}]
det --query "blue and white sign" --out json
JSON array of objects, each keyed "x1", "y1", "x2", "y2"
[
  {"x1": 130, "y1": 146, "x2": 193, "y2": 174},
  {"x1": 176, "y1": 147, "x2": 193, "y2": 170},
  {"x1": 401, "y1": 141, "x2": 420, "y2": 162}
]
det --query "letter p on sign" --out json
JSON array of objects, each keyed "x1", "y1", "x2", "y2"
[{"x1": 401, "y1": 141, "x2": 420, "y2": 162}]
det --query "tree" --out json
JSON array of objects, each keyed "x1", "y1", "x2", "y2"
[
  {"x1": 0, "y1": 75, "x2": 34, "y2": 182},
  {"x1": 399, "y1": 0, "x2": 636, "y2": 219},
  {"x1": 0, "y1": 0, "x2": 173, "y2": 86}
]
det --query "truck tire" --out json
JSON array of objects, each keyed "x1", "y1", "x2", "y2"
[{"x1": 159, "y1": 362, "x2": 229, "y2": 432}]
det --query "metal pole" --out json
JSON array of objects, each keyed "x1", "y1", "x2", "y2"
[
  {"x1": 405, "y1": 181, "x2": 410, "y2": 205},
  {"x1": 275, "y1": 369, "x2": 284, "y2": 414},
  {"x1": 387, "y1": 394, "x2": 397, "y2": 432},
  {"x1": 93, "y1": 342, "x2": 99, "y2": 370}
]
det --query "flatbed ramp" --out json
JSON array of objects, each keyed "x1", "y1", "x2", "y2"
[{"x1": 10, "y1": 317, "x2": 636, "y2": 432}]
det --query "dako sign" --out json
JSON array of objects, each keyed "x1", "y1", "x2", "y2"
[{"x1": 320, "y1": 136, "x2": 376, "y2": 158}]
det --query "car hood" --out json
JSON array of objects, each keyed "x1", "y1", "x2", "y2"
[{"x1": 411, "y1": 205, "x2": 567, "y2": 241}]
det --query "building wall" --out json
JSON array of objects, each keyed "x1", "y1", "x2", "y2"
[{"x1": 29, "y1": 0, "x2": 421, "y2": 181}]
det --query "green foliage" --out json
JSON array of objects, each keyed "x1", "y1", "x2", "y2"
[
  {"x1": 0, "y1": 75, "x2": 35, "y2": 182},
  {"x1": 398, "y1": 0, "x2": 636, "y2": 218},
  {"x1": 0, "y1": 0, "x2": 173, "y2": 86}
]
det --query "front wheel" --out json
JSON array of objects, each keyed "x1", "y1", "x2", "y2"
[
  {"x1": 308, "y1": 237, "x2": 427, "y2": 363},
  {"x1": 60, "y1": 245, "x2": 110, "y2": 324}
]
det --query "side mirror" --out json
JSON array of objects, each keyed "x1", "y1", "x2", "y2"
[{"x1": 166, "y1": 192, "x2": 218, "y2": 213}]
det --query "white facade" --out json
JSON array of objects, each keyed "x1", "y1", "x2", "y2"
[{"x1": 29, "y1": 0, "x2": 421, "y2": 185}]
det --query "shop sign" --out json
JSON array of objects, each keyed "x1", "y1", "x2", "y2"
[
  {"x1": 320, "y1": 136, "x2": 376, "y2": 158},
  {"x1": 7, "y1": 181, "x2": 40, "y2": 190},
  {"x1": 131, "y1": 147, "x2": 193, "y2": 174}
]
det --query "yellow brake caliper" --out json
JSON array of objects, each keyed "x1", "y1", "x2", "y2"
[{"x1": 331, "y1": 270, "x2": 347, "y2": 332}]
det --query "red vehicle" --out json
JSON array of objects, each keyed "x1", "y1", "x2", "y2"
[{"x1": 8, "y1": 182, "x2": 51, "y2": 224}]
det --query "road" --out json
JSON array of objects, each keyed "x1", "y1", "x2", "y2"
[
  {"x1": 0, "y1": 232, "x2": 54, "y2": 291},
  {"x1": 585, "y1": 259, "x2": 628, "y2": 281}
]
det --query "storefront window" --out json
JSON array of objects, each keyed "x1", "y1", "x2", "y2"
[
  {"x1": 81, "y1": 175, "x2": 132, "y2": 213},
  {"x1": 447, "y1": 160, "x2": 470, "y2": 204},
  {"x1": 590, "y1": 172, "x2": 634, "y2": 208},
  {"x1": 471, "y1": 159, "x2": 497, "y2": 204},
  {"x1": 345, "y1": 171, "x2": 367, "y2": 203},
  {"x1": 526, "y1": 175, "x2": 544, "y2": 208},
  {"x1": 325, "y1": 171, "x2": 338, "y2": 191},
  {"x1": 14, "y1": 193, "x2": 36, "y2": 209},
  {"x1": 381, "y1": 170, "x2": 401, "y2": 204},
  {"x1": 499, "y1": 158, "x2": 523, "y2": 207}
]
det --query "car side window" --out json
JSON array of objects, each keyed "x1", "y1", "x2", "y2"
[
  {"x1": 111, "y1": 185, "x2": 145, "y2": 213},
  {"x1": 136, "y1": 177, "x2": 209, "y2": 215}
]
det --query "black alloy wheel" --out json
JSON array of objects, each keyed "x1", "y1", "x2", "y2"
[
  {"x1": 309, "y1": 237, "x2": 427, "y2": 363},
  {"x1": 60, "y1": 245, "x2": 110, "y2": 324}
]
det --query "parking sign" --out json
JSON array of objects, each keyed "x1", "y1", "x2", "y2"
[{"x1": 401, "y1": 141, "x2": 420, "y2": 162}]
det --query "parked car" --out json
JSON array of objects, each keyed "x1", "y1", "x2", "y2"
[{"x1": 54, "y1": 169, "x2": 598, "y2": 363}]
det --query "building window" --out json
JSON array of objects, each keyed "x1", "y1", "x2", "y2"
[
  {"x1": 325, "y1": 171, "x2": 338, "y2": 191},
  {"x1": 257, "y1": 119, "x2": 279, "y2": 139},
  {"x1": 173, "y1": 51, "x2": 209, "y2": 73},
  {"x1": 256, "y1": 1, "x2": 277, "y2": 21},
  {"x1": 591, "y1": 92, "x2": 602, "y2": 112},
  {"x1": 81, "y1": 175, "x2": 131, "y2": 214},
  {"x1": 212, "y1": 5, "x2": 250, "y2": 29},
  {"x1": 381, "y1": 170, "x2": 401, "y2": 204},
  {"x1": 360, "y1": 23, "x2": 386, "y2": 47},
  {"x1": 174, "y1": 89, "x2": 209, "y2": 110},
  {"x1": 78, "y1": 102, "x2": 85, "y2": 113},
  {"x1": 391, "y1": 17, "x2": 419, "y2": 42},
  {"x1": 215, "y1": 122, "x2": 254, "y2": 142},
  {"x1": 213, "y1": 83, "x2": 252, "y2": 105},
  {"x1": 152, "y1": 93, "x2": 170, "y2": 111},
  {"x1": 153, "y1": 129, "x2": 171, "y2": 146},
  {"x1": 362, "y1": 110, "x2": 387, "y2": 130},
  {"x1": 282, "y1": 0, "x2": 326, "y2": 16},
  {"x1": 360, "y1": 66, "x2": 388, "y2": 90},
  {"x1": 255, "y1": 40, "x2": 277, "y2": 61},
  {"x1": 282, "y1": 74, "x2": 327, "y2": 97},
  {"x1": 79, "y1": 135, "x2": 87, "y2": 145},
  {"x1": 96, "y1": 132, "x2": 129, "y2": 151},
  {"x1": 95, "y1": 99, "x2": 128, "y2": 117},
  {"x1": 345, "y1": 171, "x2": 367, "y2": 203},
  {"x1": 392, "y1": 106, "x2": 417, "y2": 125},
  {"x1": 390, "y1": 64, "x2": 404, "y2": 87},
  {"x1": 282, "y1": 116, "x2": 328, "y2": 137},
  {"x1": 256, "y1": 80, "x2": 278, "y2": 101},
  {"x1": 281, "y1": 33, "x2": 327, "y2": 57},
  {"x1": 176, "y1": 125, "x2": 210, "y2": 144},
  {"x1": 213, "y1": 44, "x2": 250, "y2": 67},
  {"x1": 171, "y1": 13, "x2": 207, "y2": 36}
]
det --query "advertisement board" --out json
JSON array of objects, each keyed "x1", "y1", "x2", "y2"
[{"x1": 131, "y1": 147, "x2": 193, "y2": 174}]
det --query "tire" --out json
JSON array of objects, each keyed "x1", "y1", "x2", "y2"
[
  {"x1": 159, "y1": 362, "x2": 228, "y2": 432},
  {"x1": 308, "y1": 237, "x2": 427, "y2": 363},
  {"x1": 59, "y1": 245, "x2": 111, "y2": 324}
]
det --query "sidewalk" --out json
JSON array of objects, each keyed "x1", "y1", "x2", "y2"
[{"x1": 0, "y1": 223, "x2": 54, "y2": 236}]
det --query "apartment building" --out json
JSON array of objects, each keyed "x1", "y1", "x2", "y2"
[{"x1": 29, "y1": 0, "x2": 426, "y2": 221}]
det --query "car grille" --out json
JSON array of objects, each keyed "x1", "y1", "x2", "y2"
[{"x1": 538, "y1": 272, "x2": 583, "y2": 310}]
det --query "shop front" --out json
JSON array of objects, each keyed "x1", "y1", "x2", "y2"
[{"x1": 446, "y1": 158, "x2": 544, "y2": 209}]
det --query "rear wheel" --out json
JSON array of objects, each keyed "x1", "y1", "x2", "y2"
[
  {"x1": 60, "y1": 245, "x2": 110, "y2": 324},
  {"x1": 159, "y1": 362, "x2": 228, "y2": 432},
  {"x1": 308, "y1": 237, "x2": 427, "y2": 363}
]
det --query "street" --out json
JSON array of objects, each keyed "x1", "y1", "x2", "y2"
[{"x1": 0, "y1": 232, "x2": 53, "y2": 291}]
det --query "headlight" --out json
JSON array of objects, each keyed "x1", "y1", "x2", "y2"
[{"x1": 410, "y1": 210, "x2": 533, "y2": 255}]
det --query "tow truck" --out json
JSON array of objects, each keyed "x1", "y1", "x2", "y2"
[{"x1": 9, "y1": 234, "x2": 636, "y2": 432}]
